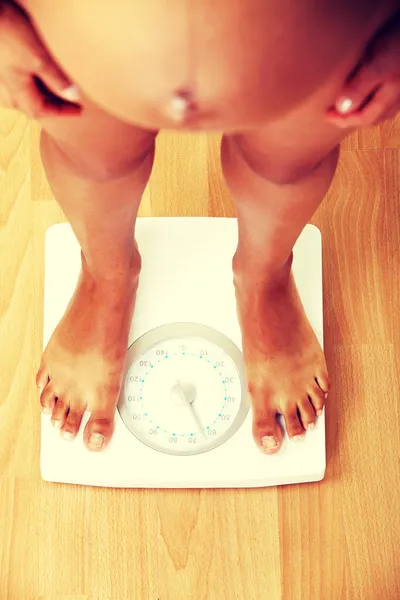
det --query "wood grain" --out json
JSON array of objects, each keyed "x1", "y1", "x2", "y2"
[{"x1": 1, "y1": 107, "x2": 400, "y2": 600}]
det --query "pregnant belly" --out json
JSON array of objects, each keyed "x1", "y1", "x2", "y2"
[
  {"x1": 21, "y1": 0, "x2": 249, "y2": 130},
  {"x1": 20, "y1": 0, "x2": 379, "y2": 131}
]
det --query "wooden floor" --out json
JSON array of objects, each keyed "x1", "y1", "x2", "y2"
[{"x1": 1, "y1": 107, "x2": 400, "y2": 600}]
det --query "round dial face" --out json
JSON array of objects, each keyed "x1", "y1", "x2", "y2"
[{"x1": 117, "y1": 323, "x2": 249, "y2": 456}]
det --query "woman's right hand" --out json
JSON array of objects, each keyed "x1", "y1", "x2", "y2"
[{"x1": 0, "y1": 0, "x2": 82, "y2": 118}]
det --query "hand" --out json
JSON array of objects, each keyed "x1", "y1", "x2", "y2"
[
  {"x1": 0, "y1": 1, "x2": 81, "y2": 118},
  {"x1": 326, "y1": 11, "x2": 400, "y2": 128}
]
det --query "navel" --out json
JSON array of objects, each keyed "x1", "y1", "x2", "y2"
[{"x1": 167, "y1": 88, "x2": 198, "y2": 123}]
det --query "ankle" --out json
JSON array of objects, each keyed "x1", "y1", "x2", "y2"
[
  {"x1": 81, "y1": 246, "x2": 142, "y2": 285},
  {"x1": 233, "y1": 251, "x2": 293, "y2": 290}
]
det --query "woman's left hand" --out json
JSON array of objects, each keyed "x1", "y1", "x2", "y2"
[{"x1": 326, "y1": 11, "x2": 400, "y2": 128}]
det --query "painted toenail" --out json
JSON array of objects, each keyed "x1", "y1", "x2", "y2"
[
  {"x1": 52, "y1": 419, "x2": 61, "y2": 429},
  {"x1": 62, "y1": 431, "x2": 75, "y2": 440},
  {"x1": 261, "y1": 436, "x2": 278, "y2": 450},
  {"x1": 293, "y1": 434, "x2": 305, "y2": 442},
  {"x1": 88, "y1": 433, "x2": 104, "y2": 448},
  {"x1": 317, "y1": 409, "x2": 323, "y2": 416},
  {"x1": 307, "y1": 422, "x2": 316, "y2": 430}
]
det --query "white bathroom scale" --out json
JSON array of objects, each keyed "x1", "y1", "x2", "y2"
[{"x1": 41, "y1": 217, "x2": 326, "y2": 488}]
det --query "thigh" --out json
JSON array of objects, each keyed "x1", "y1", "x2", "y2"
[
  {"x1": 227, "y1": 95, "x2": 349, "y2": 185},
  {"x1": 225, "y1": 2, "x2": 398, "y2": 183},
  {"x1": 38, "y1": 94, "x2": 158, "y2": 180}
]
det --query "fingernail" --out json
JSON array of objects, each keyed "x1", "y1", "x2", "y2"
[
  {"x1": 261, "y1": 435, "x2": 278, "y2": 450},
  {"x1": 307, "y1": 422, "x2": 316, "y2": 430},
  {"x1": 60, "y1": 84, "x2": 80, "y2": 102},
  {"x1": 317, "y1": 409, "x2": 323, "y2": 416},
  {"x1": 293, "y1": 434, "x2": 305, "y2": 442},
  {"x1": 336, "y1": 97, "x2": 354, "y2": 114},
  {"x1": 52, "y1": 419, "x2": 61, "y2": 429},
  {"x1": 88, "y1": 433, "x2": 104, "y2": 448}
]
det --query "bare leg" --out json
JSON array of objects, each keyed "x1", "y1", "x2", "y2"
[
  {"x1": 36, "y1": 97, "x2": 157, "y2": 451},
  {"x1": 221, "y1": 113, "x2": 345, "y2": 454}
]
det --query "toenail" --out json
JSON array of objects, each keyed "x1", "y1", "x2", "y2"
[
  {"x1": 52, "y1": 419, "x2": 61, "y2": 429},
  {"x1": 307, "y1": 422, "x2": 316, "y2": 430},
  {"x1": 292, "y1": 434, "x2": 305, "y2": 442},
  {"x1": 41, "y1": 406, "x2": 52, "y2": 414},
  {"x1": 88, "y1": 433, "x2": 104, "y2": 448},
  {"x1": 317, "y1": 409, "x2": 323, "y2": 416},
  {"x1": 261, "y1": 436, "x2": 278, "y2": 450},
  {"x1": 62, "y1": 431, "x2": 75, "y2": 440}
]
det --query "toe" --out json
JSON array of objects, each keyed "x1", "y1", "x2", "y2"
[
  {"x1": 309, "y1": 383, "x2": 326, "y2": 416},
  {"x1": 61, "y1": 406, "x2": 85, "y2": 440},
  {"x1": 36, "y1": 362, "x2": 50, "y2": 395},
  {"x1": 40, "y1": 384, "x2": 56, "y2": 414},
  {"x1": 51, "y1": 397, "x2": 69, "y2": 430},
  {"x1": 83, "y1": 411, "x2": 115, "y2": 452},
  {"x1": 298, "y1": 396, "x2": 317, "y2": 430},
  {"x1": 315, "y1": 372, "x2": 330, "y2": 394},
  {"x1": 252, "y1": 406, "x2": 284, "y2": 455},
  {"x1": 284, "y1": 406, "x2": 306, "y2": 441}
]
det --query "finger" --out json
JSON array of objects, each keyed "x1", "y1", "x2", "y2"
[
  {"x1": 34, "y1": 75, "x2": 81, "y2": 109},
  {"x1": 14, "y1": 78, "x2": 81, "y2": 119},
  {"x1": 333, "y1": 56, "x2": 386, "y2": 117},
  {"x1": 35, "y1": 54, "x2": 81, "y2": 103},
  {"x1": 335, "y1": 84, "x2": 381, "y2": 117},
  {"x1": 352, "y1": 82, "x2": 399, "y2": 127},
  {"x1": 327, "y1": 82, "x2": 399, "y2": 129}
]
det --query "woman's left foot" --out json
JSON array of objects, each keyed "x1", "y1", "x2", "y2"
[{"x1": 233, "y1": 258, "x2": 330, "y2": 454}]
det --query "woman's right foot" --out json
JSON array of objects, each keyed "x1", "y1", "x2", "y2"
[{"x1": 36, "y1": 254, "x2": 140, "y2": 451}]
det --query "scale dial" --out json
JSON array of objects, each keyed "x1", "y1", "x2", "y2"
[{"x1": 117, "y1": 323, "x2": 249, "y2": 456}]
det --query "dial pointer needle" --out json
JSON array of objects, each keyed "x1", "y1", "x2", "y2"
[{"x1": 175, "y1": 380, "x2": 207, "y2": 440}]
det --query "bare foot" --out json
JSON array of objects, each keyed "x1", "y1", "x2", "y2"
[
  {"x1": 234, "y1": 257, "x2": 330, "y2": 455},
  {"x1": 36, "y1": 254, "x2": 140, "y2": 451}
]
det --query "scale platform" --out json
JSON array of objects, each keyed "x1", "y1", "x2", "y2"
[{"x1": 41, "y1": 217, "x2": 326, "y2": 488}]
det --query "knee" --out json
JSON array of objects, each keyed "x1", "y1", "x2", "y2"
[
  {"x1": 223, "y1": 134, "x2": 339, "y2": 186},
  {"x1": 41, "y1": 130, "x2": 157, "y2": 183}
]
